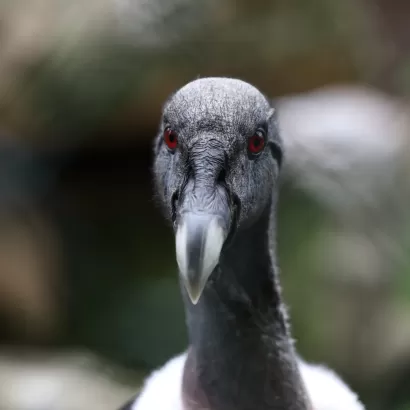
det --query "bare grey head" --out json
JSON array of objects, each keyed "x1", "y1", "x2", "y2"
[{"x1": 153, "y1": 77, "x2": 283, "y2": 304}]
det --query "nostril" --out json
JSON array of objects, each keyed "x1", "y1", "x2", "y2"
[
  {"x1": 171, "y1": 190, "x2": 179, "y2": 224},
  {"x1": 224, "y1": 193, "x2": 240, "y2": 250},
  {"x1": 217, "y1": 168, "x2": 226, "y2": 185}
]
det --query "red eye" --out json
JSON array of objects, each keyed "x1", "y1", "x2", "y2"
[
  {"x1": 248, "y1": 132, "x2": 265, "y2": 154},
  {"x1": 164, "y1": 127, "x2": 178, "y2": 150}
]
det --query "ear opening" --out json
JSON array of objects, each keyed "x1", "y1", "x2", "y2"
[
  {"x1": 153, "y1": 131, "x2": 162, "y2": 156},
  {"x1": 268, "y1": 141, "x2": 283, "y2": 169}
]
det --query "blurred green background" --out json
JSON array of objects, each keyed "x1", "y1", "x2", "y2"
[{"x1": 0, "y1": 0, "x2": 410, "y2": 409}]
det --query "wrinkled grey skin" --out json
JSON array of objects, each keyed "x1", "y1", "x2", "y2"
[
  {"x1": 144, "y1": 77, "x2": 311, "y2": 410},
  {"x1": 153, "y1": 77, "x2": 282, "y2": 231}
]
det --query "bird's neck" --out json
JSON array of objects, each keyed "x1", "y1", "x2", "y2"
[{"x1": 181, "y1": 200, "x2": 311, "y2": 410}]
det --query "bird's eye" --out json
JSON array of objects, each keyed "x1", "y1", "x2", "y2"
[
  {"x1": 248, "y1": 131, "x2": 265, "y2": 155},
  {"x1": 164, "y1": 127, "x2": 178, "y2": 151}
]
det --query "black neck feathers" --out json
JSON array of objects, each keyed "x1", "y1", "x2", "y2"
[{"x1": 181, "y1": 200, "x2": 311, "y2": 410}]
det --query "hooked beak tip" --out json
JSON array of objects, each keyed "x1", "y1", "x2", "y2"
[
  {"x1": 175, "y1": 213, "x2": 227, "y2": 304},
  {"x1": 183, "y1": 277, "x2": 202, "y2": 305}
]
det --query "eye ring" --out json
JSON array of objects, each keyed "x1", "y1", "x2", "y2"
[
  {"x1": 247, "y1": 129, "x2": 265, "y2": 156},
  {"x1": 164, "y1": 127, "x2": 178, "y2": 151}
]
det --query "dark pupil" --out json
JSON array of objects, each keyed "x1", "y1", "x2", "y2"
[
  {"x1": 169, "y1": 133, "x2": 175, "y2": 142},
  {"x1": 253, "y1": 137, "x2": 260, "y2": 146}
]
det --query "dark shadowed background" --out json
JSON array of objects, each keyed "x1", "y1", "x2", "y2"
[{"x1": 0, "y1": 0, "x2": 410, "y2": 409}]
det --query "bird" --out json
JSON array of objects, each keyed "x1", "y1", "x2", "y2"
[{"x1": 120, "y1": 77, "x2": 365, "y2": 410}]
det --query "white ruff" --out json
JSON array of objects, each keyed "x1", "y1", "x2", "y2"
[
  {"x1": 131, "y1": 354, "x2": 185, "y2": 410},
  {"x1": 131, "y1": 352, "x2": 365, "y2": 410}
]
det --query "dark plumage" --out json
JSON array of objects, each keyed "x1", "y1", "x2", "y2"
[{"x1": 121, "y1": 77, "x2": 364, "y2": 410}]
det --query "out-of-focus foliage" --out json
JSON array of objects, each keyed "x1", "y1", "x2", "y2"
[
  {"x1": 0, "y1": 0, "x2": 410, "y2": 409},
  {"x1": 1, "y1": 0, "x2": 403, "y2": 142}
]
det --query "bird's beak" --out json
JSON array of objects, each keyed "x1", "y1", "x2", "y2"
[{"x1": 175, "y1": 212, "x2": 229, "y2": 304}]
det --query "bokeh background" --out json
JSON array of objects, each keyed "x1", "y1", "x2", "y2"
[{"x1": 0, "y1": 0, "x2": 410, "y2": 409}]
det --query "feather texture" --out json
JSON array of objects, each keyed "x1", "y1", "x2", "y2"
[{"x1": 128, "y1": 352, "x2": 364, "y2": 410}]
